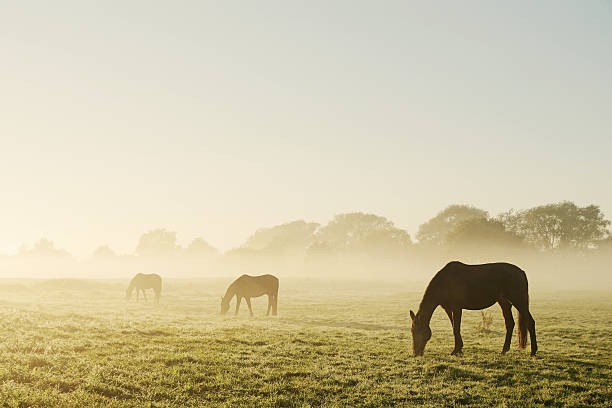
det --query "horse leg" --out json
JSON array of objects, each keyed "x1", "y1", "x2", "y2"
[
  {"x1": 245, "y1": 297, "x2": 253, "y2": 317},
  {"x1": 499, "y1": 299, "x2": 514, "y2": 354},
  {"x1": 272, "y1": 293, "x2": 278, "y2": 316},
  {"x1": 443, "y1": 306, "x2": 453, "y2": 328},
  {"x1": 136, "y1": 289, "x2": 139, "y2": 303},
  {"x1": 450, "y1": 309, "x2": 463, "y2": 356},
  {"x1": 235, "y1": 296, "x2": 242, "y2": 315},
  {"x1": 266, "y1": 294, "x2": 272, "y2": 316},
  {"x1": 142, "y1": 289, "x2": 147, "y2": 303},
  {"x1": 527, "y1": 310, "x2": 537, "y2": 356}
]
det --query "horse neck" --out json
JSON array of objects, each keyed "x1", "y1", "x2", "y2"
[
  {"x1": 223, "y1": 283, "x2": 236, "y2": 301},
  {"x1": 127, "y1": 280, "x2": 136, "y2": 294},
  {"x1": 417, "y1": 295, "x2": 438, "y2": 325}
]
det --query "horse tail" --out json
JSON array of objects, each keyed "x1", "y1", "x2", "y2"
[
  {"x1": 272, "y1": 277, "x2": 279, "y2": 315},
  {"x1": 517, "y1": 269, "x2": 529, "y2": 349},
  {"x1": 517, "y1": 308, "x2": 528, "y2": 348}
]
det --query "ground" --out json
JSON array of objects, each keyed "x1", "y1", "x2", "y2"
[{"x1": 0, "y1": 278, "x2": 610, "y2": 407}]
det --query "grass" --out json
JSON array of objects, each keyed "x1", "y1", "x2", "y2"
[{"x1": 0, "y1": 278, "x2": 610, "y2": 407}]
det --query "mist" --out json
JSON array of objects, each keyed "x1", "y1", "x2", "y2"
[{"x1": 2, "y1": 202, "x2": 610, "y2": 292}]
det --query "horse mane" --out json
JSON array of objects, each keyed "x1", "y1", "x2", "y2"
[
  {"x1": 419, "y1": 267, "x2": 445, "y2": 309},
  {"x1": 127, "y1": 274, "x2": 139, "y2": 290},
  {"x1": 416, "y1": 263, "x2": 462, "y2": 323},
  {"x1": 223, "y1": 280, "x2": 238, "y2": 301}
]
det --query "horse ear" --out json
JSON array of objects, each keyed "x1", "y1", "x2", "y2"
[{"x1": 410, "y1": 310, "x2": 416, "y2": 321}]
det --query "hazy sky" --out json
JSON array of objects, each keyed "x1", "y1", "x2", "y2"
[{"x1": 1, "y1": 1, "x2": 611, "y2": 257}]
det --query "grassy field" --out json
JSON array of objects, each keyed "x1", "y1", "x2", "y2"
[{"x1": 0, "y1": 277, "x2": 610, "y2": 407}]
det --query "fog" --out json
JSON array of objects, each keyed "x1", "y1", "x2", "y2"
[{"x1": 2, "y1": 203, "x2": 610, "y2": 292}]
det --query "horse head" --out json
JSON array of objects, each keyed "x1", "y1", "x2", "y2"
[
  {"x1": 220, "y1": 296, "x2": 230, "y2": 315},
  {"x1": 410, "y1": 310, "x2": 432, "y2": 356}
]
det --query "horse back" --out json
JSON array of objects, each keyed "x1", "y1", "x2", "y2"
[
  {"x1": 234, "y1": 274, "x2": 278, "y2": 297},
  {"x1": 429, "y1": 262, "x2": 528, "y2": 309},
  {"x1": 132, "y1": 273, "x2": 162, "y2": 290}
]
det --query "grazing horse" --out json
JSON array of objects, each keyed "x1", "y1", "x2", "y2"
[
  {"x1": 126, "y1": 273, "x2": 162, "y2": 304},
  {"x1": 221, "y1": 274, "x2": 279, "y2": 316},
  {"x1": 410, "y1": 261, "x2": 537, "y2": 356}
]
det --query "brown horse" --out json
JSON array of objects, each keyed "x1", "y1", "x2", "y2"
[
  {"x1": 221, "y1": 274, "x2": 279, "y2": 316},
  {"x1": 126, "y1": 273, "x2": 162, "y2": 304},
  {"x1": 410, "y1": 261, "x2": 537, "y2": 356}
]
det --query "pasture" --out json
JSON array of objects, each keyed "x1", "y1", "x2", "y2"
[{"x1": 0, "y1": 278, "x2": 610, "y2": 407}]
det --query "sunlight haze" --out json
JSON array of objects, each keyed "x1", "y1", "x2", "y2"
[
  {"x1": 1, "y1": 0, "x2": 611, "y2": 257},
  {"x1": 1, "y1": 3, "x2": 611, "y2": 406}
]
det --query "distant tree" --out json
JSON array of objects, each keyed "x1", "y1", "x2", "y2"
[
  {"x1": 596, "y1": 236, "x2": 612, "y2": 252},
  {"x1": 304, "y1": 240, "x2": 338, "y2": 275},
  {"x1": 496, "y1": 209, "x2": 523, "y2": 236},
  {"x1": 185, "y1": 237, "x2": 218, "y2": 257},
  {"x1": 19, "y1": 238, "x2": 71, "y2": 258},
  {"x1": 135, "y1": 229, "x2": 179, "y2": 257},
  {"x1": 305, "y1": 241, "x2": 335, "y2": 258},
  {"x1": 242, "y1": 220, "x2": 320, "y2": 254},
  {"x1": 446, "y1": 218, "x2": 524, "y2": 249},
  {"x1": 497, "y1": 202, "x2": 610, "y2": 250},
  {"x1": 92, "y1": 245, "x2": 117, "y2": 259},
  {"x1": 316, "y1": 212, "x2": 412, "y2": 252},
  {"x1": 416, "y1": 205, "x2": 488, "y2": 245}
]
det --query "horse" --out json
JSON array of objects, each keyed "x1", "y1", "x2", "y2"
[
  {"x1": 220, "y1": 274, "x2": 279, "y2": 316},
  {"x1": 410, "y1": 261, "x2": 537, "y2": 356},
  {"x1": 126, "y1": 273, "x2": 162, "y2": 304}
]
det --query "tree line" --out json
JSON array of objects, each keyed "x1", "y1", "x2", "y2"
[{"x1": 9, "y1": 200, "x2": 611, "y2": 262}]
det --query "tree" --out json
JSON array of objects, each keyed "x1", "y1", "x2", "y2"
[
  {"x1": 242, "y1": 220, "x2": 320, "y2": 255},
  {"x1": 446, "y1": 218, "x2": 524, "y2": 249},
  {"x1": 185, "y1": 237, "x2": 218, "y2": 257},
  {"x1": 305, "y1": 241, "x2": 335, "y2": 258},
  {"x1": 92, "y1": 245, "x2": 117, "y2": 259},
  {"x1": 19, "y1": 238, "x2": 71, "y2": 258},
  {"x1": 416, "y1": 205, "x2": 488, "y2": 245},
  {"x1": 596, "y1": 236, "x2": 612, "y2": 252},
  {"x1": 315, "y1": 212, "x2": 412, "y2": 253},
  {"x1": 496, "y1": 209, "x2": 523, "y2": 236},
  {"x1": 497, "y1": 201, "x2": 610, "y2": 250},
  {"x1": 135, "y1": 229, "x2": 179, "y2": 257}
]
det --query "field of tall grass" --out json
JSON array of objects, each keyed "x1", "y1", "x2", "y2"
[{"x1": 0, "y1": 278, "x2": 610, "y2": 407}]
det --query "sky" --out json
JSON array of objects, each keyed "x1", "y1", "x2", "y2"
[{"x1": 1, "y1": 1, "x2": 611, "y2": 258}]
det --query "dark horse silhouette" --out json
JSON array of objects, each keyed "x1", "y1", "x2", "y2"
[
  {"x1": 221, "y1": 274, "x2": 279, "y2": 316},
  {"x1": 126, "y1": 273, "x2": 162, "y2": 304},
  {"x1": 410, "y1": 261, "x2": 537, "y2": 356}
]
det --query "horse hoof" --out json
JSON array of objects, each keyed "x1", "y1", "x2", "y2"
[
  {"x1": 450, "y1": 350, "x2": 463, "y2": 356},
  {"x1": 501, "y1": 349, "x2": 509, "y2": 355}
]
